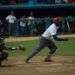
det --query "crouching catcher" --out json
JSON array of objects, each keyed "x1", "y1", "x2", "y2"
[{"x1": 0, "y1": 37, "x2": 8, "y2": 66}]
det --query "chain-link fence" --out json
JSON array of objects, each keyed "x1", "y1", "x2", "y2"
[{"x1": 0, "y1": 16, "x2": 75, "y2": 38}]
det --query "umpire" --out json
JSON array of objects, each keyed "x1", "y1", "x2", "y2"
[{"x1": 25, "y1": 17, "x2": 68, "y2": 63}]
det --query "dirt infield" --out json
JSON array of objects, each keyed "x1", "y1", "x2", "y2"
[
  {"x1": 5, "y1": 34, "x2": 75, "y2": 42},
  {"x1": 0, "y1": 56, "x2": 75, "y2": 75},
  {"x1": 1, "y1": 35, "x2": 75, "y2": 75},
  {"x1": 5, "y1": 36, "x2": 39, "y2": 42}
]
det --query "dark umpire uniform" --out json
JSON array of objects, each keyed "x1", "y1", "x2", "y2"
[{"x1": 26, "y1": 17, "x2": 68, "y2": 63}]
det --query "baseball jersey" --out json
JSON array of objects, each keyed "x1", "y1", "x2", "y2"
[
  {"x1": 27, "y1": 16, "x2": 35, "y2": 25},
  {"x1": 42, "y1": 23, "x2": 59, "y2": 40},
  {"x1": 6, "y1": 15, "x2": 16, "y2": 23}
]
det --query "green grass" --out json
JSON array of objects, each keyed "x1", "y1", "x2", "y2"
[{"x1": 6, "y1": 37, "x2": 75, "y2": 58}]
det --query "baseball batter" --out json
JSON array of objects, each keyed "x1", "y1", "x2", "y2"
[{"x1": 25, "y1": 17, "x2": 68, "y2": 63}]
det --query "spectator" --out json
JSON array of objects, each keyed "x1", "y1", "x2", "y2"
[
  {"x1": 6, "y1": 11, "x2": 17, "y2": 36},
  {"x1": 9, "y1": 0, "x2": 16, "y2": 4},
  {"x1": 55, "y1": 0, "x2": 63, "y2": 4},
  {"x1": 8, "y1": 0, "x2": 16, "y2": 4},
  {"x1": 28, "y1": 0, "x2": 37, "y2": 4},
  {"x1": 0, "y1": 0, "x2": 9, "y2": 5},
  {"x1": 27, "y1": 12, "x2": 35, "y2": 35},
  {"x1": 63, "y1": 0, "x2": 75, "y2": 3},
  {"x1": 63, "y1": 0, "x2": 67, "y2": 3},
  {"x1": 19, "y1": 15, "x2": 28, "y2": 36},
  {"x1": 68, "y1": 0, "x2": 75, "y2": 3},
  {"x1": 44, "y1": 17, "x2": 52, "y2": 29},
  {"x1": 0, "y1": 19, "x2": 3, "y2": 37},
  {"x1": 32, "y1": 18, "x2": 43, "y2": 35},
  {"x1": 35, "y1": 18, "x2": 45, "y2": 35},
  {"x1": 22, "y1": 0, "x2": 29, "y2": 3}
]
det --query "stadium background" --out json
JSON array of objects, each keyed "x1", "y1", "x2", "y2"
[{"x1": 0, "y1": 0, "x2": 75, "y2": 37}]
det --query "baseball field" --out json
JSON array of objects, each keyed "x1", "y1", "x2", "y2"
[{"x1": 0, "y1": 35, "x2": 75, "y2": 75}]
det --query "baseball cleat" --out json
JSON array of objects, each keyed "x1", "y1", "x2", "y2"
[
  {"x1": 25, "y1": 59, "x2": 30, "y2": 63},
  {"x1": 44, "y1": 58, "x2": 54, "y2": 62}
]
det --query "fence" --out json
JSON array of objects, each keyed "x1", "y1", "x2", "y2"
[{"x1": 0, "y1": 16, "x2": 75, "y2": 37}]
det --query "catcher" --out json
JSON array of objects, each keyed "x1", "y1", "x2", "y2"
[
  {"x1": 25, "y1": 17, "x2": 68, "y2": 63},
  {"x1": 0, "y1": 37, "x2": 8, "y2": 66}
]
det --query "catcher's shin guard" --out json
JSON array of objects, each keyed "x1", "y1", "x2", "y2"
[
  {"x1": 0, "y1": 61, "x2": 1, "y2": 66},
  {"x1": 0, "y1": 51, "x2": 8, "y2": 66},
  {"x1": 0, "y1": 51, "x2": 8, "y2": 61}
]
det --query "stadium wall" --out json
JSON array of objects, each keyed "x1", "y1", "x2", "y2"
[{"x1": 0, "y1": 4, "x2": 75, "y2": 17}]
